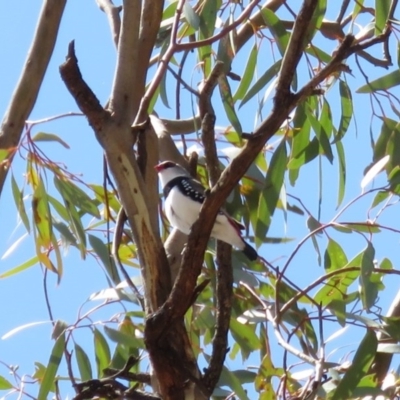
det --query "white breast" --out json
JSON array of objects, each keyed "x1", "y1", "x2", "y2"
[{"x1": 165, "y1": 187, "x2": 202, "y2": 234}]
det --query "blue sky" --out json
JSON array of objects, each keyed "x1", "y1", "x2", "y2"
[{"x1": 1, "y1": 1, "x2": 400, "y2": 398}]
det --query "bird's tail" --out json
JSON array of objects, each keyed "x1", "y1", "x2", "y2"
[{"x1": 242, "y1": 242, "x2": 258, "y2": 261}]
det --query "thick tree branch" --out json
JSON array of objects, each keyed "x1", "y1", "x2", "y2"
[
  {"x1": 108, "y1": 0, "x2": 142, "y2": 124},
  {"x1": 161, "y1": 115, "x2": 202, "y2": 135},
  {"x1": 96, "y1": 0, "x2": 122, "y2": 47},
  {"x1": 134, "y1": 0, "x2": 165, "y2": 123},
  {"x1": 0, "y1": 0, "x2": 66, "y2": 196},
  {"x1": 59, "y1": 43, "x2": 171, "y2": 313}
]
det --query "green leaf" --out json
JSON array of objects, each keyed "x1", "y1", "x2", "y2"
[
  {"x1": 233, "y1": 44, "x2": 258, "y2": 101},
  {"x1": 380, "y1": 257, "x2": 393, "y2": 270},
  {"x1": 0, "y1": 376, "x2": 13, "y2": 390},
  {"x1": 288, "y1": 100, "x2": 311, "y2": 180},
  {"x1": 219, "y1": 74, "x2": 242, "y2": 134},
  {"x1": 331, "y1": 330, "x2": 377, "y2": 400},
  {"x1": 104, "y1": 326, "x2": 144, "y2": 349},
  {"x1": 261, "y1": 9, "x2": 290, "y2": 57},
  {"x1": 357, "y1": 70, "x2": 400, "y2": 93},
  {"x1": 0, "y1": 256, "x2": 39, "y2": 279},
  {"x1": 32, "y1": 176, "x2": 52, "y2": 248},
  {"x1": 54, "y1": 176, "x2": 100, "y2": 219},
  {"x1": 37, "y1": 333, "x2": 65, "y2": 400},
  {"x1": 94, "y1": 328, "x2": 111, "y2": 378},
  {"x1": 183, "y1": 1, "x2": 199, "y2": 30},
  {"x1": 159, "y1": 66, "x2": 170, "y2": 109},
  {"x1": 305, "y1": 44, "x2": 332, "y2": 63},
  {"x1": 198, "y1": 0, "x2": 220, "y2": 76},
  {"x1": 90, "y1": 184, "x2": 121, "y2": 213},
  {"x1": 308, "y1": 0, "x2": 326, "y2": 39},
  {"x1": 370, "y1": 190, "x2": 390, "y2": 209},
  {"x1": 11, "y1": 174, "x2": 30, "y2": 233},
  {"x1": 324, "y1": 239, "x2": 348, "y2": 272},
  {"x1": 0, "y1": 149, "x2": 10, "y2": 163},
  {"x1": 240, "y1": 59, "x2": 282, "y2": 108},
  {"x1": 218, "y1": 366, "x2": 250, "y2": 400},
  {"x1": 353, "y1": 0, "x2": 364, "y2": 19},
  {"x1": 48, "y1": 195, "x2": 71, "y2": 222},
  {"x1": 230, "y1": 318, "x2": 260, "y2": 360},
  {"x1": 199, "y1": 0, "x2": 219, "y2": 39},
  {"x1": 88, "y1": 234, "x2": 120, "y2": 285},
  {"x1": 335, "y1": 80, "x2": 353, "y2": 141},
  {"x1": 31, "y1": 132, "x2": 70, "y2": 149},
  {"x1": 386, "y1": 127, "x2": 400, "y2": 173},
  {"x1": 315, "y1": 251, "x2": 361, "y2": 305},
  {"x1": 75, "y1": 343, "x2": 93, "y2": 381},
  {"x1": 374, "y1": 117, "x2": 398, "y2": 162},
  {"x1": 340, "y1": 223, "x2": 380, "y2": 233},
  {"x1": 256, "y1": 140, "x2": 287, "y2": 243},
  {"x1": 375, "y1": 0, "x2": 390, "y2": 35},
  {"x1": 148, "y1": 81, "x2": 160, "y2": 113},
  {"x1": 335, "y1": 139, "x2": 346, "y2": 207},
  {"x1": 53, "y1": 220, "x2": 78, "y2": 246},
  {"x1": 359, "y1": 243, "x2": 377, "y2": 310},
  {"x1": 54, "y1": 177, "x2": 87, "y2": 257},
  {"x1": 306, "y1": 102, "x2": 333, "y2": 163}
]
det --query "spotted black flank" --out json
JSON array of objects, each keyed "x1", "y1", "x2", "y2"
[{"x1": 163, "y1": 177, "x2": 205, "y2": 204}]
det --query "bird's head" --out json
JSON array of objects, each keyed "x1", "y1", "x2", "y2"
[
  {"x1": 155, "y1": 161, "x2": 189, "y2": 185},
  {"x1": 154, "y1": 160, "x2": 178, "y2": 173}
]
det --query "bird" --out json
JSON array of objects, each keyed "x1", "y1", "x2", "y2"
[{"x1": 155, "y1": 160, "x2": 258, "y2": 261}]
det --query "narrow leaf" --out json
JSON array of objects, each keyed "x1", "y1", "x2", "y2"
[
  {"x1": 219, "y1": 74, "x2": 242, "y2": 134},
  {"x1": 359, "y1": 243, "x2": 377, "y2": 310},
  {"x1": 0, "y1": 256, "x2": 39, "y2": 279},
  {"x1": 357, "y1": 70, "x2": 400, "y2": 93},
  {"x1": 256, "y1": 140, "x2": 287, "y2": 242},
  {"x1": 375, "y1": 0, "x2": 391, "y2": 35},
  {"x1": 104, "y1": 326, "x2": 143, "y2": 349},
  {"x1": 11, "y1": 174, "x2": 30, "y2": 232},
  {"x1": 183, "y1": 1, "x2": 200, "y2": 30},
  {"x1": 54, "y1": 176, "x2": 100, "y2": 219},
  {"x1": 32, "y1": 132, "x2": 70, "y2": 149},
  {"x1": 335, "y1": 140, "x2": 346, "y2": 207},
  {"x1": 37, "y1": 333, "x2": 65, "y2": 400},
  {"x1": 335, "y1": 80, "x2": 353, "y2": 141},
  {"x1": 75, "y1": 343, "x2": 93, "y2": 381},
  {"x1": 94, "y1": 328, "x2": 111, "y2": 377},
  {"x1": 233, "y1": 44, "x2": 258, "y2": 101},
  {"x1": 324, "y1": 239, "x2": 348, "y2": 272},
  {"x1": 261, "y1": 9, "x2": 290, "y2": 56},
  {"x1": 0, "y1": 376, "x2": 13, "y2": 390},
  {"x1": 332, "y1": 330, "x2": 377, "y2": 400},
  {"x1": 240, "y1": 60, "x2": 282, "y2": 108},
  {"x1": 361, "y1": 155, "x2": 390, "y2": 190},
  {"x1": 88, "y1": 234, "x2": 120, "y2": 284},
  {"x1": 32, "y1": 177, "x2": 52, "y2": 249}
]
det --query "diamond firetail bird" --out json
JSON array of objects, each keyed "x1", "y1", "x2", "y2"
[{"x1": 155, "y1": 161, "x2": 258, "y2": 261}]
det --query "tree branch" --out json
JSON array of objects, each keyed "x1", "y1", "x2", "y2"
[
  {"x1": 108, "y1": 0, "x2": 142, "y2": 124},
  {"x1": 0, "y1": 0, "x2": 66, "y2": 196},
  {"x1": 96, "y1": 0, "x2": 122, "y2": 47},
  {"x1": 197, "y1": 62, "x2": 233, "y2": 393},
  {"x1": 274, "y1": 0, "x2": 319, "y2": 106},
  {"x1": 59, "y1": 43, "x2": 171, "y2": 313}
]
